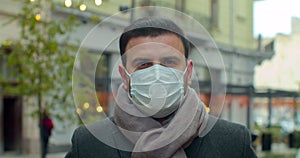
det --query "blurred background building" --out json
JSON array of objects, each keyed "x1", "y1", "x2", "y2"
[
  {"x1": 1, "y1": 0, "x2": 294, "y2": 156},
  {"x1": 254, "y1": 17, "x2": 300, "y2": 132}
]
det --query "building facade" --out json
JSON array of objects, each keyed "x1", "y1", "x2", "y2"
[
  {"x1": 254, "y1": 17, "x2": 300, "y2": 128},
  {"x1": 0, "y1": 0, "x2": 272, "y2": 154}
]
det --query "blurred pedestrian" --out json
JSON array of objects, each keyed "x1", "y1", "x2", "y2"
[{"x1": 41, "y1": 109, "x2": 54, "y2": 158}]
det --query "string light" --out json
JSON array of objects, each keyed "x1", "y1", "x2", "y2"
[
  {"x1": 96, "y1": 106, "x2": 103, "y2": 113},
  {"x1": 83, "y1": 102, "x2": 90, "y2": 109},
  {"x1": 79, "y1": 2, "x2": 87, "y2": 11},
  {"x1": 65, "y1": 0, "x2": 72, "y2": 8},
  {"x1": 95, "y1": 0, "x2": 102, "y2": 6},
  {"x1": 76, "y1": 108, "x2": 82, "y2": 115},
  {"x1": 64, "y1": 0, "x2": 103, "y2": 11}
]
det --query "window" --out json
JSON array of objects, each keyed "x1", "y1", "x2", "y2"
[{"x1": 211, "y1": 0, "x2": 219, "y2": 28}]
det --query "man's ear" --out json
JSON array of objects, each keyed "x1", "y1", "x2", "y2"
[
  {"x1": 118, "y1": 65, "x2": 129, "y2": 90},
  {"x1": 187, "y1": 60, "x2": 193, "y2": 85}
]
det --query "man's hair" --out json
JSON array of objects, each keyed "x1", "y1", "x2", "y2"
[{"x1": 119, "y1": 17, "x2": 190, "y2": 66}]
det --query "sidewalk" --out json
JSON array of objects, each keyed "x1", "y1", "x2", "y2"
[
  {"x1": 256, "y1": 142, "x2": 298, "y2": 157},
  {"x1": 2, "y1": 143, "x2": 297, "y2": 158},
  {"x1": 1, "y1": 152, "x2": 67, "y2": 158}
]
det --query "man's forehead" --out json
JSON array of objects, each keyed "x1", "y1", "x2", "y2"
[
  {"x1": 125, "y1": 42, "x2": 185, "y2": 60},
  {"x1": 125, "y1": 34, "x2": 183, "y2": 50}
]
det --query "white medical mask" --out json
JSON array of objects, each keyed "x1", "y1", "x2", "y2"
[{"x1": 126, "y1": 64, "x2": 186, "y2": 118}]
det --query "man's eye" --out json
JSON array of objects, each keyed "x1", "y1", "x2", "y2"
[{"x1": 136, "y1": 62, "x2": 152, "y2": 69}]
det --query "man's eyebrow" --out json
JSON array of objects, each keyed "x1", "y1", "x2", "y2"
[
  {"x1": 160, "y1": 56, "x2": 182, "y2": 61},
  {"x1": 131, "y1": 58, "x2": 151, "y2": 65}
]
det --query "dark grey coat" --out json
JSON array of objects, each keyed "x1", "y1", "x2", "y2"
[{"x1": 65, "y1": 116, "x2": 257, "y2": 158}]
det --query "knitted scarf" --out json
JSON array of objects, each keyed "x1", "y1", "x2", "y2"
[{"x1": 114, "y1": 85, "x2": 209, "y2": 158}]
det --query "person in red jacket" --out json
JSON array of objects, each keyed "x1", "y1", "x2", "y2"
[{"x1": 41, "y1": 109, "x2": 54, "y2": 158}]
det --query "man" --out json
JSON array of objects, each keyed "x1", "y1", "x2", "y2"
[{"x1": 66, "y1": 17, "x2": 257, "y2": 158}]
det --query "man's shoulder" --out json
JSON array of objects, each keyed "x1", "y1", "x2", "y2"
[
  {"x1": 207, "y1": 117, "x2": 249, "y2": 143},
  {"x1": 66, "y1": 118, "x2": 131, "y2": 158},
  {"x1": 73, "y1": 117, "x2": 134, "y2": 151},
  {"x1": 186, "y1": 117, "x2": 255, "y2": 158},
  {"x1": 212, "y1": 118, "x2": 248, "y2": 134},
  {"x1": 202, "y1": 117, "x2": 252, "y2": 156},
  {"x1": 75, "y1": 117, "x2": 117, "y2": 141}
]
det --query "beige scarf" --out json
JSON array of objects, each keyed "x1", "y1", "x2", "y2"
[{"x1": 114, "y1": 85, "x2": 209, "y2": 158}]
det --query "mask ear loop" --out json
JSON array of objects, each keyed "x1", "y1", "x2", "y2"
[
  {"x1": 123, "y1": 67, "x2": 131, "y2": 78},
  {"x1": 122, "y1": 67, "x2": 133, "y2": 99},
  {"x1": 183, "y1": 66, "x2": 188, "y2": 75},
  {"x1": 182, "y1": 66, "x2": 189, "y2": 98}
]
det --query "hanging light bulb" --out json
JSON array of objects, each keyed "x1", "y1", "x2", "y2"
[
  {"x1": 95, "y1": 0, "x2": 102, "y2": 6},
  {"x1": 30, "y1": 0, "x2": 35, "y2": 2},
  {"x1": 79, "y1": 2, "x2": 87, "y2": 11},
  {"x1": 64, "y1": 0, "x2": 72, "y2": 8}
]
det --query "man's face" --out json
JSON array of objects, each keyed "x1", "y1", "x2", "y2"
[{"x1": 119, "y1": 33, "x2": 193, "y2": 90}]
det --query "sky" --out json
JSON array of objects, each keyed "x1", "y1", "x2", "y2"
[{"x1": 253, "y1": 0, "x2": 300, "y2": 38}]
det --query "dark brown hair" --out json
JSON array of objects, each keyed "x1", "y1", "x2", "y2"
[{"x1": 119, "y1": 17, "x2": 190, "y2": 66}]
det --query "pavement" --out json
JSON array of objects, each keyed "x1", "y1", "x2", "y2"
[
  {"x1": 1, "y1": 143, "x2": 299, "y2": 158},
  {"x1": 1, "y1": 152, "x2": 67, "y2": 158},
  {"x1": 1, "y1": 145, "x2": 69, "y2": 158},
  {"x1": 255, "y1": 142, "x2": 298, "y2": 157}
]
